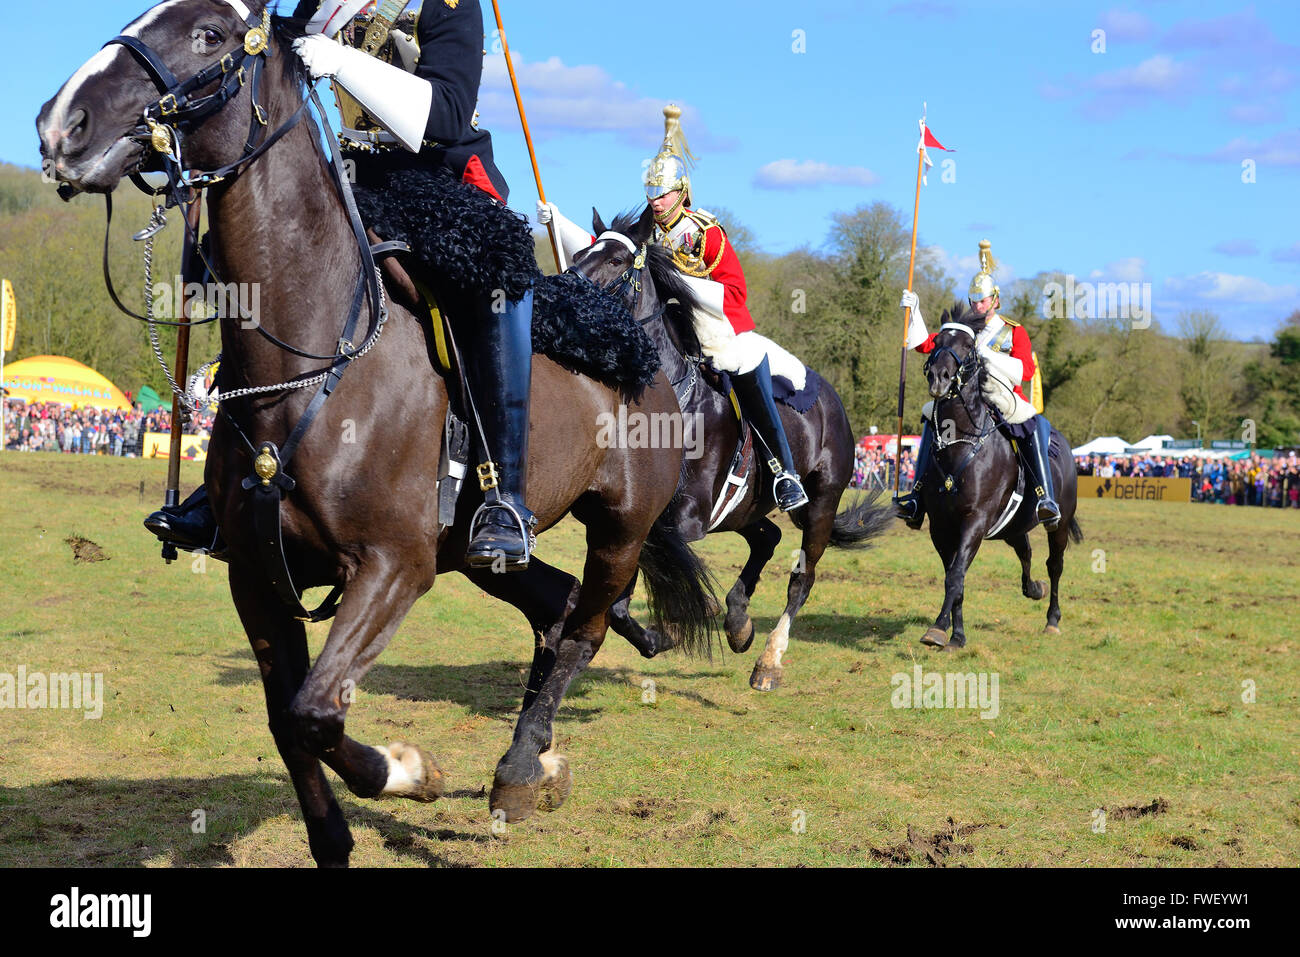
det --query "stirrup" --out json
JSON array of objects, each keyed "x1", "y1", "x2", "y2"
[
  {"x1": 894, "y1": 488, "x2": 924, "y2": 529},
  {"x1": 466, "y1": 499, "x2": 537, "y2": 570},
  {"x1": 1037, "y1": 500, "x2": 1061, "y2": 531},
  {"x1": 773, "y1": 472, "x2": 808, "y2": 511}
]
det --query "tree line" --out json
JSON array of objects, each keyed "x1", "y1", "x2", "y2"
[{"x1": 3, "y1": 162, "x2": 1297, "y2": 447}]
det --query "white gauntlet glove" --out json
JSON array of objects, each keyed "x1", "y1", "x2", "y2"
[
  {"x1": 535, "y1": 200, "x2": 554, "y2": 224},
  {"x1": 292, "y1": 35, "x2": 432, "y2": 152},
  {"x1": 900, "y1": 290, "x2": 929, "y2": 349}
]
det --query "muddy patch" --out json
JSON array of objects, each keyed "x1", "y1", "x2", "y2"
[
  {"x1": 1110, "y1": 797, "x2": 1169, "y2": 820},
  {"x1": 871, "y1": 817, "x2": 988, "y2": 866},
  {"x1": 65, "y1": 536, "x2": 109, "y2": 564}
]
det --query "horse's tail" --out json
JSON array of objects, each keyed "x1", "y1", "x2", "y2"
[
  {"x1": 637, "y1": 513, "x2": 719, "y2": 659},
  {"x1": 1067, "y1": 516, "x2": 1084, "y2": 544},
  {"x1": 829, "y1": 490, "x2": 895, "y2": 549}
]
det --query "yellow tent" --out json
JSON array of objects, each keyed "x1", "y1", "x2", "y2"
[{"x1": 2, "y1": 355, "x2": 132, "y2": 410}]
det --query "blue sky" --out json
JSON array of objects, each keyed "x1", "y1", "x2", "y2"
[{"x1": 4, "y1": 1, "x2": 1297, "y2": 339}]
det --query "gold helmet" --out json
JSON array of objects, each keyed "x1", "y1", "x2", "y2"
[
  {"x1": 644, "y1": 104, "x2": 697, "y2": 223},
  {"x1": 968, "y1": 238, "x2": 1000, "y2": 303}
]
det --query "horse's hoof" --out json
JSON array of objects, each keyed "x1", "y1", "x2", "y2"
[
  {"x1": 377, "y1": 742, "x2": 445, "y2": 802},
  {"x1": 641, "y1": 627, "x2": 674, "y2": 658},
  {"x1": 536, "y1": 751, "x2": 572, "y2": 813},
  {"x1": 1043, "y1": 624, "x2": 1061, "y2": 635},
  {"x1": 1025, "y1": 580, "x2": 1046, "y2": 600},
  {"x1": 921, "y1": 628, "x2": 949, "y2": 648},
  {"x1": 727, "y1": 617, "x2": 755, "y2": 654},
  {"x1": 941, "y1": 640, "x2": 966, "y2": 653},
  {"x1": 489, "y1": 778, "x2": 538, "y2": 824},
  {"x1": 750, "y1": 663, "x2": 783, "y2": 692}
]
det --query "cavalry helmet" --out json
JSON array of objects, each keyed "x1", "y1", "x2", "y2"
[
  {"x1": 968, "y1": 238, "x2": 1000, "y2": 303},
  {"x1": 644, "y1": 104, "x2": 697, "y2": 220}
]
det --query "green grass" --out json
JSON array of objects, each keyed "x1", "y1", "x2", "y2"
[{"x1": 1, "y1": 453, "x2": 1297, "y2": 867}]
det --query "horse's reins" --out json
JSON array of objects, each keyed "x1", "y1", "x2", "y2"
[
  {"x1": 923, "y1": 323, "x2": 999, "y2": 493},
  {"x1": 96, "y1": 5, "x2": 387, "y2": 414}
]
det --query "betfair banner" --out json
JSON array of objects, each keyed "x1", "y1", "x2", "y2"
[
  {"x1": 143, "y1": 431, "x2": 209, "y2": 462},
  {"x1": 1080, "y1": 476, "x2": 1190, "y2": 503}
]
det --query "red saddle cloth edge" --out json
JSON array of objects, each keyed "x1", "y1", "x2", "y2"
[{"x1": 461, "y1": 154, "x2": 504, "y2": 204}]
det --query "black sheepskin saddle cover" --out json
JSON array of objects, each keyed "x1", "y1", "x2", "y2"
[{"x1": 349, "y1": 157, "x2": 658, "y2": 394}]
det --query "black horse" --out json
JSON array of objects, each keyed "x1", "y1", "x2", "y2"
[
  {"x1": 38, "y1": 0, "x2": 714, "y2": 865},
  {"x1": 572, "y1": 208, "x2": 893, "y2": 690},
  {"x1": 915, "y1": 302, "x2": 1082, "y2": 650}
]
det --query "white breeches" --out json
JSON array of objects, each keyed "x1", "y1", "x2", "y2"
[{"x1": 695, "y1": 319, "x2": 808, "y2": 389}]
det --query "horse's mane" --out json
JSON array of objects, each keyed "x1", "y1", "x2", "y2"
[{"x1": 608, "y1": 209, "x2": 703, "y2": 356}]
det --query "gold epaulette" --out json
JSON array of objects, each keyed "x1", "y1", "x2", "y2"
[
  {"x1": 686, "y1": 208, "x2": 720, "y2": 230},
  {"x1": 997, "y1": 313, "x2": 1020, "y2": 327}
]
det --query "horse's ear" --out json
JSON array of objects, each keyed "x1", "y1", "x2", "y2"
[
  {"x1": 592, "y1": 207, "x2": 606, "y2": 236},
  {"x1": 634, "y1": 204, "x2": 655, "y2": 243}
]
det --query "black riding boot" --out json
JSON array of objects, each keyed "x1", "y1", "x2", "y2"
[
  {"x1": 144, "y1": 485, "x2": 223, "y2": 554},
  {"x1": 894, "y1": 420, "x2": 935, "y2": 530},
  {"x1": 732, "y1": 355, "x2": 808, "y2": 511},
  {"x1": 464, "y1": 288, "x2": 537, "y2": 570},
  {"x1": 1025, "y1": 414, "x2": 1061, "y2": 531}
]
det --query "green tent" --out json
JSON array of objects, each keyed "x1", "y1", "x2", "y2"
[{"x1": 136, "y1": 384, "x2": 166, "y2": 413}]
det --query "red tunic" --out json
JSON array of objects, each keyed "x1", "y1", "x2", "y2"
[
  {"x1": 915, "y1": 318, "x2": 1035, "y2": 402},
  {"x1": 698, "y1": 223, "x2": 756, "y2": 334}
]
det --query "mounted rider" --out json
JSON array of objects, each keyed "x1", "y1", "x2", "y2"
[
  {"x1": 146, "y1": 0, "x2": 539, "y2": 569},
  {"x1": 538, "y1": 105, "x2": 809, "y2": 512},
  {"x1": 894, "y1": 239, "x2": 1061, "y2": 531}
]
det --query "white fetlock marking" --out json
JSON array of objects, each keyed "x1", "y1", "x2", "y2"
[
  {"x1": 538, "y1": 749, "x2": 565, "y2": 780},
  {"x1": 767, "y1": 613, "x2": 792, "y2": 668},
  {"x1": 377, "y1": 743, "x2": 423, "y2": 796}
]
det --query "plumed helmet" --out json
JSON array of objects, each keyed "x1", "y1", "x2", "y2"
[
  {"x1": 968, "y1": 238, "x2": 1000, "y2": 302},
  {"x1": 644, "y1": 104, "x2": 697, "y2": 212}
]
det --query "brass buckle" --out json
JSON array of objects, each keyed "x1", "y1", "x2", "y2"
[
  {"x1": 767, "y1": 457, "x2": 781, "y2": 475},
  {"x1": 477, "y1": 462, "x2": 499, "y2": 492},
  {"x1": 158, "y1": 93, "x2": 179, "y2": 116},
  {"x1": 253, "y1": 102, "x2": 268, "y2": 126},
  {"x1": 337, "y1": 337, "x2": 353, "y2": 355},
  {"x1": 220, "y1": 52, "x2": 235, "y2": 73}
]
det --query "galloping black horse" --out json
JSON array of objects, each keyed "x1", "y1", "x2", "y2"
[
  {"x1": 915, "y1": 302, "x2": 1082, "y2": 650},
  {"x1": 38, "y1": 0, "x2": 714, "y2": 865},
  {"x1": 572, "y1": 208, "x2": 893, "y2": 690}
]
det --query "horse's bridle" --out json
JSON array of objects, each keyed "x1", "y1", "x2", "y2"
[
  {"x1": 570, "y1": 230, "x2": 700, "y2": 403},
  {"x1": 923, "y1": 322, "x2": 998, "y2": 492}
]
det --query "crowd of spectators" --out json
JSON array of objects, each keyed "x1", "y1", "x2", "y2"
[
  {"x1": 851, "y1": 442, "x2": 916, "y2": 492},
  {"x1": 2, "y1": 399, "x2": 214, "y2": 455},
  {"x1": 1076, "y1": 451, "x2": 1300, "y2": 508}
]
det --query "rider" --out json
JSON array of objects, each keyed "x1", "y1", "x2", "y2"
[
  {"x1": 538, "y1": 105, "x2": 809, "y2": 512},
  {"x1": 146, "y1": 0, "x2": 538, "y2": 569},
  {"x1": 893, "y1": 239, "x2": 1061, "y2": 531}
]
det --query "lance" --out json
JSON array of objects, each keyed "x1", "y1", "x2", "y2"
[
  {"x1": 489, "y1": 0, "x2": 563, "y2": 273},
  {"x1": 894, "y1": 135, "x2": 925, "y2": 498},
  {"x1": 161, "y1": 191, "x2": 202, "y2": 562}
]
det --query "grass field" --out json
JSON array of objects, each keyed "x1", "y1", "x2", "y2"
[{"x1": 1, "y1": 453, "x2": 1296, "y2": 867}]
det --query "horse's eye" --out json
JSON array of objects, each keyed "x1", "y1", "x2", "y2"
[{"x1": 194, "y1": 26, "x2": 223, "y2": 49}]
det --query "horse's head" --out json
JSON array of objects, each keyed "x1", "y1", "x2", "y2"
[
  {"x1": 571, "y1": 205, "x2": 702, "y2": 359},
  {"x1": 569, "y1": 204, "x2": 656, "y2": 289},
  {"x1": 37, "y1": 0, "x2": 288, "y2": 197},
  {"x1": 924, "y1": 300, "x2": 987, "y2": 401}
]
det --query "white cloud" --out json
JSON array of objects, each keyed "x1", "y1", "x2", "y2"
[
  {"x1": 476, "y1": 52, "x2": 731, "y2": 151},
  {"x1": 1089, "y1": 55, "x2": 1193, "y2": 95},
  {"x1": 927, "y1": 244, "x2": 1014, "y2": 288},
  {"x1": 753, "y1": 159, "x2": 880, "y2": 190},
  {"x1": 1203, "y1": 129, "x2": 1300, "y2": 166},
  {"x1": 1089, "y1": 257, "x2": 1148, "y2": 282},
  {"x1": 1274, "y1": 242, "x2": 1300, "y2": 264},
  {"x1": 1098, "y1": 9, "x2": 1155, "y2": 43},
  {"x1": 1213, "y1": 239, "x2": 1259, "y2": 257},
  {"x1": 1163, "y1": 272, "x2": 1299, "y2": 303}
]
